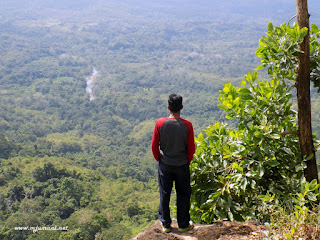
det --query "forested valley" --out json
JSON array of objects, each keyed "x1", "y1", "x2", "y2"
[{"x1": 1, "y1": 0, "x2": 320, "y2": 239}]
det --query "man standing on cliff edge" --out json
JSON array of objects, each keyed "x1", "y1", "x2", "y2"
[{"x1": 151, "y1": 94, "x2": 195, "y2": 233}]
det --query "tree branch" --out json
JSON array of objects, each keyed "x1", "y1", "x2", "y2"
[{"x1": 280, "y1": 130, "x2": 299, "y2": 136}]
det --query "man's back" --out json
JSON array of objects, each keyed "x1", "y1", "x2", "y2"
[{"x1": 151, "y1": 117, "x2": 194, "y2": 166}]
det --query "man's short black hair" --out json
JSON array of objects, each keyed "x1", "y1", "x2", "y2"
[{"x1": 168, "y1": 94, "x2": 183, "y2": 113}]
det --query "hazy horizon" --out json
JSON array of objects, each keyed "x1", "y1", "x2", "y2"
[{"x1": 2, "y1": 0, "x2": 320, "y2": 24}]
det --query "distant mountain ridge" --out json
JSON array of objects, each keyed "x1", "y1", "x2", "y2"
[{"x1": 3, "y1": 0, "x2": 320, "y2": 26}]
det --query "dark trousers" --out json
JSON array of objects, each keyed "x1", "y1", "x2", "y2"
[{"x1": 158, "y1": 160, "x2": 191, "y2": 228}]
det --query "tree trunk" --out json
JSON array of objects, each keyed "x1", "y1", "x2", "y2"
[{"x1": 296, "y1": 0, "x2": 318, "y2": 182}]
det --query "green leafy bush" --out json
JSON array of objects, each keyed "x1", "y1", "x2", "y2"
[
  {"x1": 190, "y1": 22, "x2": 320, "y2": 223},
  {"x1": 191, "y1": 72, "x2": 305, "y2": 223},
  {"x1": 256, "y1": 22, "x2": 320, "y2": 90}
]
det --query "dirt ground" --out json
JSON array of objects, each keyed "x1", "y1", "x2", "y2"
[{"x1": 131, "y1": 220, "x2": 269, "y2": 240}]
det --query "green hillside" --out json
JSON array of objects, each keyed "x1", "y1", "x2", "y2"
[{"x1": 1, "y1": 0, "x2": 320, "y2": 239}]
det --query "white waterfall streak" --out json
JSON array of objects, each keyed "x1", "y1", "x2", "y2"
[{"x1": 86, "y1": 68, "x2": 98, "y2": 101}]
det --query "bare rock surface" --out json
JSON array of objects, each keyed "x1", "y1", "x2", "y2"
[{"x1": 131, "y1": 220, "x2": 268, "y2": 240}]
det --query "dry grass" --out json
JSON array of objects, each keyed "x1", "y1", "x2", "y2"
[{"x1": 266, "y1": 206, "x2": 320, "y2": 240}]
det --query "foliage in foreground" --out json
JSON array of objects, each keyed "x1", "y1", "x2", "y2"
[
  {"x1": 264, "y1": 179, "x2": 320, "y2": 239},
  {"x1": 256, "y1": 22, "x2": 320, "y2": 91},
  {"x1": 190, "y1": 22, "x2": 320, "y2": 223},
  {"x1": 191, "y1": 72, "x2": 306, "y2": 223}
]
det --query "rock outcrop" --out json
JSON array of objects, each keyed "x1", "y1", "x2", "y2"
[{"x1": 131, "y1": 220, "x2": 268, "y2": 240}]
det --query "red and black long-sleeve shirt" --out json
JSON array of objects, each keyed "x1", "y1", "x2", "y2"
[{"x1": 151, "y1": 117, "x2": 195, "y2": 166}]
